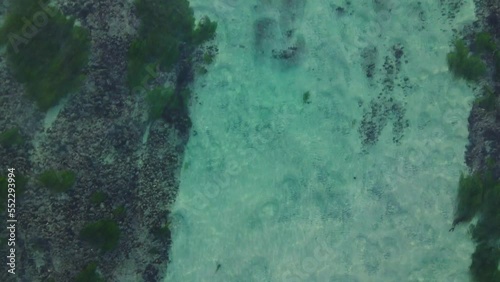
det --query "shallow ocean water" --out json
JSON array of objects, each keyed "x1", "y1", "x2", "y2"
[{"x1": 166, "y1": 0, "x2": 477, "y2": 281}]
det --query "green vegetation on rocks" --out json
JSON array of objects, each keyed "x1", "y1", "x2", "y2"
[
  {"x1": 151, "y1": 222, "x2": 171, "y2": 242},
  {"x1": 146, "y1": 87, "x2": 192, "y2": 120},
  {"x1": 454, "y1": 172, "x2": 484, "y2": 224},
  {"x1": 38, "y1": 169, "x2": 76, "y2": 193},
  {"x1": 447, "y1": 39, "x2": 486, "y2": 82},
  {"x1": 0, "y1": 127, "x2": 24, "y2": 147},
  {"x1": 452, "y1": 166, "x2": 500, "y2": 281},
  {"x1": 75, "y1": 262, "x2": 105, "y2": 282},
  {"x1": 80, "y1": 219, "x2": 120, "y2": 252},
  {"x1": 146, "y1": 87, "x2": 175, "y2": 120},
  {"x1": 474, "y1": 87, "x2": 497, "y2": 112},
  {"x1": 112, "y1": 205, "x2": 126, "y2": 218},
  {"x1": 127, "y1": 0, "x2": 217, "y2": 89},
  {"x1": 0, "y1": 0, "x2": 90, "y2": 110},
  {"x1": 90, "y1": 191, "x2": 107, "y2": 205},
  {"x1": 474, "y1": 32, "x2": 497, "y2": 54}
]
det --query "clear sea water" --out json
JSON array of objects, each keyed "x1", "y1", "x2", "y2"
[{"x1": 166, "y1": 0, "x2": 477, "y2": 281}]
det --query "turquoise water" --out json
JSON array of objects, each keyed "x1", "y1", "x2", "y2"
[{"x1": 167, "y1": 0, "x2": 477, "y2": 281}]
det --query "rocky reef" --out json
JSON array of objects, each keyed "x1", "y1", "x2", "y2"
[{"x1": 0, "y1": 0, "x2": 216, "y2": 281}]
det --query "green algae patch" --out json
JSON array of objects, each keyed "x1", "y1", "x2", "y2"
[
  {"x1": 0, "y1": 0, "x2": 90, "y2": 111},
  {"x1": 38, "y1": 169, "x2": 76, "y2": 193},
  {"x1": 447, "y1": 39, "x2": 486, "y2": 82},
  {"x1": 146, "y1": 87, "x2": 176, "y2": 120},
  {"x1": 0, "y1": 127, "x2": 24, "y2": 147},
  {"x1": 127, "y1": 0, "x2": 217, "y2": 88},
  {"x1": 80, "y1": 219, "x2": 120, "y2": 252},
  {"x1": 75, "y1": 262, "x2": 105, "y2": 282},
  {"x1": 452, "y1": 168, "x2": 500, "y2": 281}
]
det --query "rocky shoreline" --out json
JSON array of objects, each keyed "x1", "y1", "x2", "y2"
[
  {"x1": 450, "y1": 0, "x2": 500, "y2": 280},
  {"x1": 0, "y1": 0, "x2": 214, "y2": 281},
  {"x1": 465, "y1": 0, "x2": 500, "y2": 175}
]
